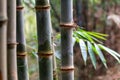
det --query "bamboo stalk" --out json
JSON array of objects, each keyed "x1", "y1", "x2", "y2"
[
  {"x1": 75, "y1": 0, "x2": 83, "y2": 26},
  {"x1": 82, "y1": 0, "x2": 88, "y2": 30},
  {"x1": 53, "y1": 53, "x2": 58, "y2": 80},
  {"x1": 60, "y1": 0, "x2": 74, "y2": 80},
  {"x1": 0, "y1": 0, "x2": 7, "y2": 80},
  {"x1": 17, "y1": 0, "x2": 29, "y2": 80},
  {"x1": 52, "y1": 37, "x2": 58, "y2": 80},
  {"x1": 35, "y1": 0, "x2": 53, "y2": 80},
  {"x1": 7, "y1": 0, "x2": 18, "y2": 80}
]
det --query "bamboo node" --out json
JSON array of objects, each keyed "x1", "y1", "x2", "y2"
[
  {"x1": 38, "y1": 51, "x2": 53, "y2": 57},
  {"x1": 17, "y1": 6, "x2": 24, "y2": 11},
  {"x1": 0, "y1": 18, "x2": 7, "y2": 23},
  {"x1": 60, "y1": 66, "x2": 74, "y2": 72},
  {"x1": 7, "y1": 42, "x2": 18, "y2": 48},
  {"x1": 60, "y1": 23, "x2": 77, "y2": 28},
  {"x1": 7, "y1": 42, "x2": 18, "y2": 45},
  {"x1": 17, "y1": 52, "x2": 27, "y2": 56},
  {"x1": 35, "y1": 5, "x2": 50, "y2": 10}
]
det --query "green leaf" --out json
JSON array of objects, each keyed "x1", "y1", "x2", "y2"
[
  {"x1": 94, "y1": 44, "x2": 107, "y2": 68},
  {"x1": 81, "y1": 31, "x2": 94, "y2": 43},
  {"x1": 87, "y1": 32, "x2": 107, "y2": 40},
  {"x1": 87, "y1": 31, "x2": 108, "y2": 37},
  {"x1": 75, "y1": 31, "x2": 88, "y2": 40},
  {"x1": 79, "y1": 39, "x2": 87, "y2": 65},
  {"x1": 72, "y1": 37, "x2": 76, "y2": 46},
  {"x1": 98, "y1": 44, "x2": 120, "y2": 63},
  {"x1": 87, "y1": 41, "x2": 97, "y2": 69},
  {"x1": 90, "y1": 36, "x2": 103, "y2": 44},
  {"x1": 55, "y1": 33, "x2": 61, "y2": 39}
]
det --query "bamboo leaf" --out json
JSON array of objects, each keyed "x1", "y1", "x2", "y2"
[
  {"x1": 94, "y1": 44, "x2": 107, "y2": 68},
  {"x1": 82, "y1": 31, "x2": 94, "y2": 43},
  {"x1": 75, "y1": 31, "x2": 88, "y2": 40},
  {"x1": 87, "y1": 41, "x2": 97, "y2": 69},
  {"x1": 72, "y1": 37, "x2": 76, "y2": 46},
  {"x1": 79, "y1": 39, "x2": 87, "y2": 65},
  {"x1": 87, "y1": 32, "x2": 107, "y2": 40},
  {"x1": 90, "y1": 36, "x2": 103, "y2": 44},
  {"x1": 87, "y1": 31, "x2": 108, "y2": 37},
  {"x1": 98, "y1": 44, "x2": 120, "y2": 63},
  {"x1": 98, "y1": 44, "x2": 120, "y2": 58}
]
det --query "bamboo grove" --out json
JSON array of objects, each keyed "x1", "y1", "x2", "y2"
[{"x1": 0, "y1": 0, "x2": 120, "y2": 80}]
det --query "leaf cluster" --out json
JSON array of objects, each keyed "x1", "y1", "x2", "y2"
[{"x1": 73, "y1": 28, "x2": 120, "y2": 69}]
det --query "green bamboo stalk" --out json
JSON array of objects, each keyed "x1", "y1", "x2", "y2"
[
  {"x1": 0, "y1": 0, "x2": 7, "y2": 80},
  {"x1": 17, "y1": 0, "x2": 29, "y2": 80},
  {"x1": 35, "y1": 0, "x2": 53, "y2": 80},
  {"x1": 60, "y1": 0, "x2": 74, "y2": 80},
  {"x1": 52, "y1": 37, "x2": 58, "y2": 80},
  {"x1": 7, "y1": 0, "x2": 18, "y2": 80},
  {"x1": 53, "y1": 53, "x2": 58, "y2": 80}
]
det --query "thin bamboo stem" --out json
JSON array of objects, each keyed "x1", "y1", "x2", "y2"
[
  {"x1": 75, "y1": 0, "x2": 83, "y2": 26},
  {"x1": 0, "y1": 0, "x2": 7, "y2": 80},
  {"x1": 52, "y1": 37, "x2": 58, "y2": 80},
  {"x1": 7, "y1": 0, "x2": 18, "y2": 79},
  {"x1": 82, "y1": 0, "x2": 88, "y2": 30}
]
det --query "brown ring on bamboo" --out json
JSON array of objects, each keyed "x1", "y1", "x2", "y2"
[
  {"x1": 35, "y1": 5, "x2": 50, "y2": 10},
  {"x1": 17, "y1": 6, "x2": 24, "y2": 11},
  {"x1": 0, "y1": 18, "x2": 7, "y2": 23},
  {"x1": 17, "y1": 52, "x2": 27, "y2": 57},
  {"x1": 60, "y1": 23, "x2": 77, "y2": 28},
  {"x1": 7, "y1": 42, "x2": 18, "y2": 45},
  {"x1": 7, "y1": 42, "x2": 18, "y2": 48},
  {"x1": 60, "y1": 66, "x2": 74, "y2": 72},
  {"x1": 38, "y1": 51, "x2": 53, "y2": 57}
]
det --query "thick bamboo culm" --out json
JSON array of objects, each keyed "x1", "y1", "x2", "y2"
[
  {"x1": 60, "y1": 0, "x2": 74, "y2": 80},
  {"x1": 35, "y1": 0, "x2": 53, "y2": 80},
  {"x1": 17, "y1": 0, "x2": 29, "y2": 80},
  {"x1": 7, "y1": 0, "x2": 18, "y2": 80},
  {"x1": 0, "y1": 0, "x2": 7, "y2": 80}
]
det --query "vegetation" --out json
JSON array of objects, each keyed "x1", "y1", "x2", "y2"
[
  {"x1": 0, "y1": 0, "x2": 120, "y2": 80},
  {"x1": 73, "y1": 28, "x2": 120, "y2": 68}
]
